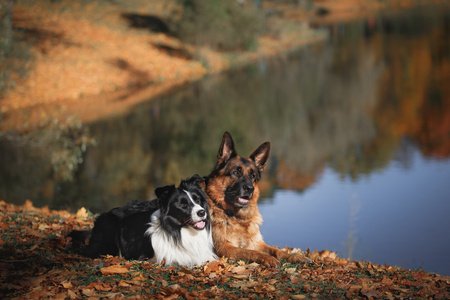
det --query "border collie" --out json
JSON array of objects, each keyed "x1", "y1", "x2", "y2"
[{"x1": 71, "y1": 175, "x2": 217, "y2": 267}]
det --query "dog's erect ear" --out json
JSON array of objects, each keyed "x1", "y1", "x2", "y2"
[
  {"x1": 250, "y1": 141, "x2": 270, "y2": 172},
  {"x1": 155, "y1": 184, "x2": 176, "y2": 200},
  {"x1": 217, "y1": 131, "x2": 236, "y2": 164}
]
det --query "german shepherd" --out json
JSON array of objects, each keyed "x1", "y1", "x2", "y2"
[{"x1": 204, "y1": 132, "x2": 309, "y2": 267}]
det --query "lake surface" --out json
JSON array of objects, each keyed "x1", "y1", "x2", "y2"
[{"x1": 1, "y1": 4, "x2": 449, "y2": 275}]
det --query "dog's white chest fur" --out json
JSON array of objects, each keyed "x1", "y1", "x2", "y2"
[{"x1": 145, "y1": 210, "x2": 217, "y2": 267}]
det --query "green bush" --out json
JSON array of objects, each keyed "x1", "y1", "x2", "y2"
[{"x1": 176, "y1": 0, "x2": 264, "y2": 50}]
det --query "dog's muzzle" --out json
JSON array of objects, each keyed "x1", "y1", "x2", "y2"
[{"x1": 192, "y1": 209, "x2": 207, "y2": 230}]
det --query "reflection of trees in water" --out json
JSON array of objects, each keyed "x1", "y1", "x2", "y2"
[
  {"x1": 146, "y1": 37, "x2": 382, "y2": 188},
  {"x1": 343, "y1": 194, "x2": 362, "y2": 261}
]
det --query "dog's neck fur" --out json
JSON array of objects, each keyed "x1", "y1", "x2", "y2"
[{"x1": 145, "y1": 210, "x2": 217, "y2": 267}]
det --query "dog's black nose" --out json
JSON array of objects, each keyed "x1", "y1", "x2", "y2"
[
  {"x1": 197, "y1": 209, "x2": 206, "y2": 218},
  {"x1": 243, "y1": 183, "x2": 254, "y2": 193}
]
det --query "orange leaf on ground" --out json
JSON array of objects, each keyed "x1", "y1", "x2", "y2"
[
  {"x1": 76, "y1": 207, "x2": 89, "y2": 220},
  {"x1": 100, "y1": 264, "x2": 129, "y2": 275},
  {"x1": 92, "y1": 282, "x2": 112, "y2": 291},
  {"x1": 61, "y1": 281, "x2": 73, "y2": 289},
  {"x1": 230, "y1": 265, "x2": 246, "y2": 274},
  {"x1": 23, "y1": 199, "x2": 36, "y2": 211},
  {"x1": 81, "y1": 288, "x2": 96, "y2": 297},
  {"x1": 204, "y1": 260, "x2": 224, "y2": 274}
]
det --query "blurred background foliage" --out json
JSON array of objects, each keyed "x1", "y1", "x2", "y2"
[
  {"x1": 0, "y1": 0, "x2": 32, "y2": 97},
  {"x1": 176, "y1": 0, "x2": 264, "y2": 50}
]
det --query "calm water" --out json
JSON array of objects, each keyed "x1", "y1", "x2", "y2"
[{"x1": 1, "y1": 5, "x2": 449, "y2": 274}]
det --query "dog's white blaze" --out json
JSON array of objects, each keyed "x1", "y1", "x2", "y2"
[
  {"x1": 183, "y1": 190, "x2": 204, "y2": 222},
  {"x1": 145, "y1": 209, "x2": 217, "y2": 267}
]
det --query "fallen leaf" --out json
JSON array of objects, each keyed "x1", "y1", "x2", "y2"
[
  {"x1": 38, "y1": 223, "x2": 49, "y2": 231},
  {"x1": 76, "y1": 207, "x2": 89, "y2": 220},
  {"x1": 81, "y1": 288, "x2": 96, "y2": 297},
  {"x1": 247, "y1": 262, "x2": 260, "y2": 269},
  {"x1": 285, "y1": 267, "x2": 297, "y2": 274},
  {"x1": 204, "y1": 260, "x2": 224, "y2": 274},
  {"x1": 67, "y1": 290, "x2": 77, "y2": 299},
  {"x1": 318, "y1": 250, "x2": 337, "y2": 260},
  {"x1": 100, "y1": 264, "x2": 129, "y2": 275},
  {"x1": 230, "y1": 265, "x2": 246, "y2": 274},
  {"x1": 92, "y1": 282, "x2": 112, "y2": 291},
  {"x1": 132, "y1": 274, "x2": 145, "y2": 281},
  {"x1": 230, "y1": 280, "x2": 259, "y2": 290},
  {"x1": 291, "y1": 295, "x2": 306, "y2": 299},
  {"x1": 232, "y1": 274, "x2": 249, "y2": 279},
  {"x1": 61, "y1": 281, "x2": 73, "y2": 289},
  {"x1": 118, "y1": 280, "x2": 131, "y2": 287},
  {"x1": 161, "y1": 280, "x2": 169, "y2": 287},
  {"x1": 23, "y1": 199, "x2": 36, "y2": 211}
]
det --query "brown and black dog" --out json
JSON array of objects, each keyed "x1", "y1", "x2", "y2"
[{"x1": 204, "y1": 132, "x2": 309, "y2": 267}]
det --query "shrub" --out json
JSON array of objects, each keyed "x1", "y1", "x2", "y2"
[{"x1": 176, "y1": 0, "x2": 264, "y2": 50}]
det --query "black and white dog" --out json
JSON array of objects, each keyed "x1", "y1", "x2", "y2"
[{"x1": 71, "y1": 175, "x2": 217, "y2": 267}]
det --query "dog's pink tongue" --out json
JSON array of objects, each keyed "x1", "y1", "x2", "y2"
[
  {"x1": 194, "y1": 221, "x2": 205, "y2": 229},
  {"x1": 238, "y1": 197, "x2": 249, "y2": 204}
]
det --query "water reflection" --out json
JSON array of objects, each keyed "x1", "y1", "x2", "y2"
[{"x1": 0, "y1": 3, "x2": 449, "y2": 274}]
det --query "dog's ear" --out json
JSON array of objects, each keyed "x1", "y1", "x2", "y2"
[
  {"x1": 185, "y1": 174, "x2": 205, "y2": 184},
  {"x1": 217, "y1": 131, "x2": 237, "y2": 165},
  {"x1": 155, "y1": 184, "x2": 176, "y2": 212},
  {"x1": 186, "y1": 174, "x2": 206, "y2": 190},
  {"x1": 250, "y1": 141, "x2": 270, "y2": 172},
  {"x1": 155, "y1": 184, "x2": 176, "y2": 200}
]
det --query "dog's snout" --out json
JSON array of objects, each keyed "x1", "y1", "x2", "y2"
[
  {"x1": 197, "y1": 209, "x2": 206, "y2": 218},
  {"x1": 243, "y1": 183, "x2": 254, "y2": 193}
]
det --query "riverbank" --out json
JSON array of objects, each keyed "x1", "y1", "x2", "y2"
[
  {"x1": 1, "y1": 200, "x2": 449, "y2": 299},
  {"x1": 1, "y1": 0, "x2": 446, "y2": 133}
]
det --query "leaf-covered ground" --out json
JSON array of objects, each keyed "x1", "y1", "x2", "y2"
[{"x1": 1, "y1": 200, "x2": 449, "y2": 299}]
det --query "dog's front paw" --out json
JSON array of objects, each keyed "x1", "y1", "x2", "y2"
[
  {"x1": 257, "y1": 255, "x2": 281, "y2": 268},
  {"x1": 287, "y1": 254, "x2": 312, "y2": 265}
]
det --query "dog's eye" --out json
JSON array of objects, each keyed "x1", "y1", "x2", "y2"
[
  {"x1": 232, "y1": 167, "x2": 242, "y2": 176},
  {"x1": 179, "y1": 199, "x2": 188, "y2": 208}
]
